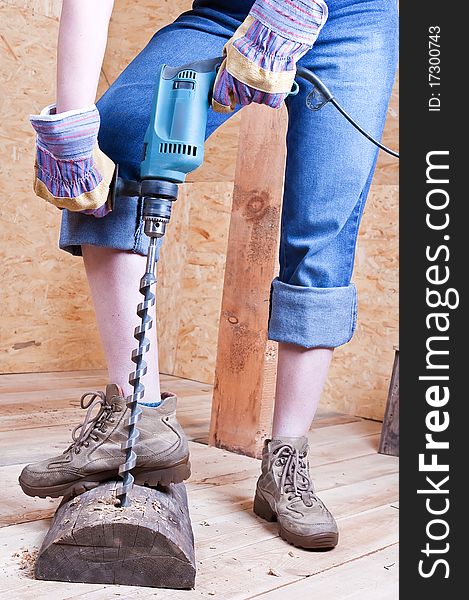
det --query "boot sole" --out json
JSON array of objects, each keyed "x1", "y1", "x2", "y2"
[
  {"x1": 19, "y1": 461, "x2": 191, "y2": 499},
  {"x1": 253, "y1": 491, "x2": 339, "y2": 550},
  {"x1": 133, "y1": 461, "x2": 191, "y2": 487}
]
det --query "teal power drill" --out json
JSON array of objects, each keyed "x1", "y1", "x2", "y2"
[
  {"x1": 114, "y1": 56, "x2": 399, "y2": 507},
  {"x1": 115, "y1": 57, "x2": 222, "y2": 506}
]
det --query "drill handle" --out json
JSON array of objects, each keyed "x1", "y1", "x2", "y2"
[
  {"x1": 161, "y1": 56, "x2": 224, "y2": 84},
  {"x1": 140, "y1": 57, "x2": 224, "y2": 183}
]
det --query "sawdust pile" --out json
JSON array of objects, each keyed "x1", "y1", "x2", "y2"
[{"x1": 12, "y1": 547, "x2": 39, "y2": 578}]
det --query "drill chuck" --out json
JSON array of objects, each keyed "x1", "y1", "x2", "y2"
[
  {"x1": 141, "y1": 180, "x2": 179, "y2": 238},
  {"x1": 142, "y1": 199, "x2": 172, "y2": 237}
]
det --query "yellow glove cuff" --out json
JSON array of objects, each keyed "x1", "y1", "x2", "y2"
[{"x1": 33, "y1": 145, "x2": 115, "y2": 212}]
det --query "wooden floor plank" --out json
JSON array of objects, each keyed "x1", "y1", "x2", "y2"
[
  {"x1": 0, "y1": 370, "x2": 397, "y2": 598},
  {"x1": 0, "y1": 369, "x2": 201, "y2": 392},
  {"x1": 0, "y1": 504, "x2": 398, "y2": 600},
  {"x1": 190, "y1": 448, "x2": 397, "y2": 492},
  {"x1": 252, "y1": 544, "x2": 398, "y2": 599},
  {"x1": 345, "y1": 584, "x2": 399, "y2": 600},
  {"x1": 0, "y1": 370, "x2": 358, "y2": 427},
  {"x1": 188, "y1": 505, "x2": 398, "y2": 600},
  {"x1": 190, "y1": 474, "x2": 397, "y2": 525},
  {"x1": 0, "y1": 400, "x2": 212, "y2": 442},
  {"x1": 0, "y1": 418, "x2": 381, "y2": 469},
  {"x1": 0, "y1": 446, "x2": 397, "y2": 528},
  {"x1": 1, "y1": 470, "x2": 395, "y2": 575}
]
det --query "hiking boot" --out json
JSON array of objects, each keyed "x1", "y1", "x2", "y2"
[
  {"x1": 253, "y1": 436, "x2": 338, "y2": 549},
  {"x1": 18, "y1": 384, "x2": 190, "y2": 498}
]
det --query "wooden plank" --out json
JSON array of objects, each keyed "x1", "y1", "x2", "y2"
[
  {"x1": 0, "y1": 367, "x2": 198, "y2": 397},
  {"x1": 379, "y1": 349, "x2": 399, "y2": 456},
  {"x1": 189, "y1": 449, "x2": 398, "y2": 493},
  {"x1": 190, "y1": 472, "x2": 398, "y2": 529},
  {"x1": 0, "y1": 369, "x2": 202, "y2": 393},
  {"x1": 254, "y1": 544, "x2": 398, "y2": 599},
  {"x1": 311, "y1": 412, "x2": 362, "y2": 429},
  {"x1": 0, "y1": 424, "x2": 73, "y2": 467},
  {"x1": 38, "y1": 504, "x2": 397, "y2": 600},
  {"x1": 0, "y1": 369, "x2": 107, "y2": 392},
  {"x1": 188, "y1": 504, "x2": 398, "y2": 600},
  {"x1": 0, "y1": 415, "x2": 379, "y2": 468},
  {"x1": 0, "y1": 370, "x2": 213, "y2": 442},
  {"x1": 1, "y1": 440, "x2": 397, "y2": 528},
  {"x1": 0, "y1": 492, "x2": 398, "y2": 598},
  {"x1": 210, "y1": 103, "x2": 288, "y2": 458}
]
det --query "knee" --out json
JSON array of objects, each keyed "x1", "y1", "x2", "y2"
[{"x1": 96, "y1": 84, "x2": 152, "y2": 180}]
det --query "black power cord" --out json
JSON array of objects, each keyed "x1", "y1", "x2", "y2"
[{"x1": 296, "y1": 66, "x2": 399, "y2": 159}]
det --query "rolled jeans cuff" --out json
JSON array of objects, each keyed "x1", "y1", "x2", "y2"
[
  {"x1": 59, "y1": 195, "x2": 160, "y2": 258},
  {"x1": 267, "y1": 278, "x2": 358, "y2": 349}
]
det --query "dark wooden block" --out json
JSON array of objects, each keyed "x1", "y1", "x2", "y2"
[
  {"x1": 35, "y1": 481, "x2": 196, "y2": 589},
  {"x1": 379, "y1": 348, "x2": 399, "y2": 457}
]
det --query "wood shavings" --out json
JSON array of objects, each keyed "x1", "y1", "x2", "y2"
[
  {"x1": 267, "y1": 568, "x2": 281, "y2": 577},
  {"x1": 12, "y1": 547, "x2": 39, "y2": 578}
]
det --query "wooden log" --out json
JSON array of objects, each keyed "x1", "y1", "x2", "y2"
[
  {"x1": 34, "y1": 481, "x2": 196, "y2": 589},
  {"x1": 379, "y1": 347, "x2": 399, "y2": 457},
  {"x1": 209, "y1": 104, "x2": 287, "y2": 458}
]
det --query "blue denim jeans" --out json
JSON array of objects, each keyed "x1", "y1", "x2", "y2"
[{"x1": 60, "y1": 0, "x2": 398, "y2": 349}]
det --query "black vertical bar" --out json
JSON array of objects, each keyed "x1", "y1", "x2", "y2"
[{"x1": 400, "y1": 3, "x2": 465, "y2": 597}]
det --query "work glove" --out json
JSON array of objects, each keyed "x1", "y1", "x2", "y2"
[
  {"x1": 30, "y1": 105, "x2": 115, "y2": 217},
  {"x1": 212, "y1": 0, "x2": 328, "y2": 112}
]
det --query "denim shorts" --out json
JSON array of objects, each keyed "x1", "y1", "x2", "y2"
[{"x1": 60, "y1": 0, "x2": 398, "y2": 349}]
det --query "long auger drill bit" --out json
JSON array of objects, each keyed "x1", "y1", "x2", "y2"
[
  {"x1": 116, "y1": 236, "x2": 159, "y2": 507},
  {"x1": 115, "y1": 180, "x2": 178, "y2": 508}
]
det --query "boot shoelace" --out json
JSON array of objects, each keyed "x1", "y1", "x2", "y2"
[
  {"x1": 64, "y1": 391, "x2": 123, "y2": 455},
  {"x1": 273, "y1": 444, "x2": 322, "y2": 509}
]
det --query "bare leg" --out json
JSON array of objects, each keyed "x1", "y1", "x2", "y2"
[
  {"x1": 272, "y1": 343, "x2": 333, "y2": 438},
  {"x1": 82, "y1": 245, "x2": 161, "y2": 401}
]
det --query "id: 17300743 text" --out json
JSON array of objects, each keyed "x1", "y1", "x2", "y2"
[{"x1": 428, "y1": 26, "x2": 441, "y2": 112}]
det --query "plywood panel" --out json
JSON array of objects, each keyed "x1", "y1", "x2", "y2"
[
  {"x1": 1, "y1": 1, "x2": 399, "y2": 422},
  {"x1": 322, "y1": 184, "x2": 399, "y2": 420},
  {"x1": 156, "y1": 182, "x2": 233, "y2": 383},
  {"x1": 0, "y1": 2, "x2": 237, "y2": 376},
  {"x1": 2, "y1": 0, "x2": 61, "y2": 18},
  {"x1": 0, "y1": 4, "x2": 107, "y2": 374},
  {"x1": 375, "y1": 70, "x2": 399, "y2": 185}
]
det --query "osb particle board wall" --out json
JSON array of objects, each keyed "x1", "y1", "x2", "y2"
[
  {"x1": 0, "y1": 0, "x2": 398, "y2": 421},
  {"x1": 0, "y1": 0, "x2": 238, "y2": 377}
]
